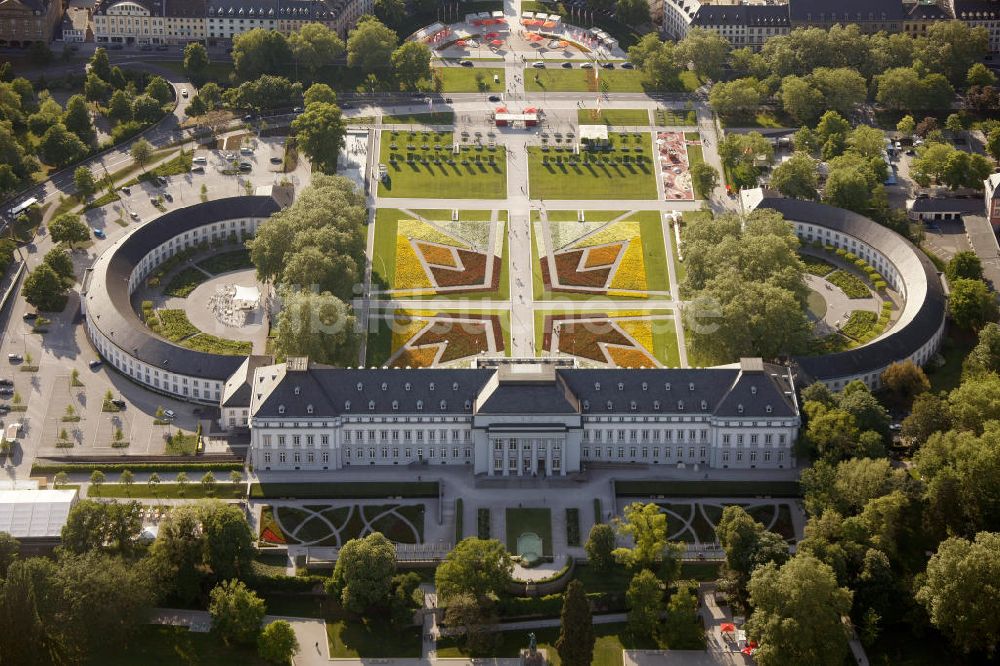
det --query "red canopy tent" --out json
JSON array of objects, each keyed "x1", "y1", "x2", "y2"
[
  {"x1": 543, "y1": 21, "x2": 556, "y2": 27},
  {"x1": 720, "y1": 623, "x2": 736, "y2": 633},
  {"x1": 491, "y1": 39, "x2": 503, "y2": 46},
  {"x1": 485, "y1": 31, "x2": 498, "y2": 38},
  {"x1": 455, "y1": 40, "x2": 467, "y2": 46}
]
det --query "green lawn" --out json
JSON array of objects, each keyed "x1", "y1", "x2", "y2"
[
  {"x1": 437, "y1": 622, "x2": 659, "y2": 665},
  {"x1": 328, "y1": 618, "x2": 422, "y2": 658},
  {"x1": 525, "y1": 68, "x2": 647, "y2": 93},
  {"x1": 378, "y1": 131, "x2": 506, "y2": 199},
  {"x1": 87, "y1": 625, "x2": 268, "y2": 666},
  {"x1": 505, "y1": 508, "x2": 553, "y2": 557},
  {"x1": 381, "y1": 111, "x2": 455, "y2": 125},
  {"x1": 577, "y1": 108, "x2": 650, "y2": 126},
  {"x1": 616, "y1": 480, "x2": 801, "y2": 497},
  {"x1": 686, "y1": 142, "x2": 704, "y2": 169},
  {"x1": 527, "y1": 133, "x2": 657, "y2": 200},
  {"x1": 151, "y1": 60, "x2": 235, "y2": 85},
  {"x1": 431, "y1": 67, "x2": 505, "y2": 92},
  {"x1": 655, "y1": 109, "x2": 698, "y2": 126},
  {"x1": 720, "y1": 109, "x2": 788, "y2": 129},
  {"x1": 927, "y1": 329, "x2": 976, "y2": 394},
  {"x1": 94, "y1": 483, "x2": 245, "y2": 499},
  {"x1": 163, "y1": 267, "x2": 207, "y2": 298}
]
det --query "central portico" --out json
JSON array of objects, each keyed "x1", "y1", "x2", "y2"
[{"x1": 472, "y1": 364, "x2": 583, "y2": 477}]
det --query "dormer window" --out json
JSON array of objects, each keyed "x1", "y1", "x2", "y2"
[
  {"x1": 464, "y1": 400, "x2": 471, "y2": 410},
  {"x1": 678, "y1": 400, "x2": 685, "y2": 411},
  {"x1": 642, "y1": 382, "x2": 648, "y2": 391},
  {"x1": 618, "y1": 382, "x2": 624, "y2": 391},
  {"x1": 606, "y1": 400, "x2": 613, "y2": 411},
  {"x1": 429, "y1": 382, "x2": 435, "y2": 391},
  {"x1": 294, "y1": 386, "x2": 300, "y2": 395},
  {"x1": 595, "y1": 382, "x2": 601, "y2": 391},
  {"x1": 381, "y1": 382, "x2": 387, "y2": 391},
  {"x1": 583, "y1": 400, "x2": 590, "y2": 411},
  {"x1": 630, "y1": 401, "x2": 637, "y2": 411},
  {"x1": 766, "y1": 405, "x2": 773, "y2": 414},
  {"x1": 344, "y1": 400, "x2": 351, "y2": 411},
  {"x1": 701, "y1": 400, "x2": 708, "y2": 410},
  {"x1": 368, "y1": 400, "x2": 375, "y2": 411},
  {"x1": 356, "y1": 382, "x2": 363, "y2": 391},
  {"x1": 306, "y1": 404, "x2": 313, "y2": 414},
  {"x1": 751, "y1": 386, "x2": 757, "y2": 395},
  {"x1": 689, "y1": 382, "x2": 695, "y2": 391},
  {"x1": 738, "y1": 404, "x2": 744, "y2": 414},
  {"x1": 278, "y1": 404, "x2": 285, "y2": 414},
  {"x1": 405, "y1": 383, "x2": 411, "y2": 391},
  {"x1": 665, "y1": 383, "x2": 671, "y2": 391},
  {"x1": 653, "y1": 400, "x2": 661, "y2": 411},
  {"x1": 452, "y1": 382, "x2": 459, "y2": 391},
  {"x1": 440, "y1": 400, "x2": 447, "y2": 410},
  {"x1": 417, "y1": 400, "x2": 423, "y2": 410},
  {"x1": 392, "y1": 400, "x2": 399, "y2": 411}
]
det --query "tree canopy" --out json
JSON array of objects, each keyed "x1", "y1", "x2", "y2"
[
  {"x1": 328, "y1": 532, "x2": 397, "y2": 613},
  {"x1": 435, "y1": 538, "x2": 512, "y2": 603}
]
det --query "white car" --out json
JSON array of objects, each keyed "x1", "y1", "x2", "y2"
[
  {"x1": 192, "y1": 156, "x2": 207, "y2": 165},
  {"x1": 163, "y1": 409, "x2": 175, "y2": 418},
  {"x1": 532, "y1": 61, "x2": 545, "y2": 68},
  {"x1": 180, "y1": 89, "x2": 189, "y2": 98}
]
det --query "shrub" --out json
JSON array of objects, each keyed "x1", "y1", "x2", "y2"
[
  {"x1": 477, "y1": 508, "x2": 490, "y2": 539},
  {"x1": 566, "y1": 508, "x2": 580, "y2": 547},
  {"x1": 841, "y1": 310, "x2": 878, "y2": 341},
  {"x1": 827, "y1": 270, "x2": 870, "y2": 299},
  {"x1": 875, "y1": 280, "x2": 887, "y2": 291}
]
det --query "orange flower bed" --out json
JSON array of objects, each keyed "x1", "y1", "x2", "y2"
[
  {"x1": 607, "y1": 346, "x2": 656, "y2": 368},
  {"x1": 583, "y1": 243, "x2": 623, "y2": 269},
  {"x1": 417, "y1": 242, "x2": 459, "y2": 268},
  {"x1": 393, "y1": 346, "x2": 440, "y2": 367}
]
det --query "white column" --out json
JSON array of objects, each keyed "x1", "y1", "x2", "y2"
[
  {"x1": 546, "y1": 440, "x2": 553, "y2": 477},
  {"x1": 503, "y1": 439, "x2": 510, "y2": 476}
]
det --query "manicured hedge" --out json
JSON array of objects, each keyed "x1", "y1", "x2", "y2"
[
  {"x1": 477, "y1": 508, "x2": 490, "y2": 539},
  {"x1": 249, "y1": 481, "x2": 439, "y2": 499},
  {"x1": 826, "y1": 270, "x2": 870, "y2": 299},
  {"x1": 616, "y1": 480, "x2": 801, "y2": 497},
  {"x1": 841, "y1": 310, "x2": 878, "y2": 341},
  {"x1": 566, "y1": 508, "x2": 580, "y2": 547},
  {"x1": 455, "y1": 497, "x2": 464, "y2": 543},
  {"x1": 31, "y1": 462, "x2": 242, "y2": 475}
]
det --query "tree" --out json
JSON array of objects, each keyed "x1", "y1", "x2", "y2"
[
  {"x1": 184, "y1": 43, "x2": 210, "y2": 85},
  {"x1": 947, "y1": 251, "x2": 984, "y2": 282},
  {"x1": 23, "y1": 264, "x2": 68, "y2": 312},
  {"x1": 232, "y1": 29, "x2": 293, "y2": 80},
  {"x1": 40, "y1": 123, "x2": 87, "y2": 168},
  {"x1": 73, "y1": 166, "x2": 96, "y2": 199},
  {"x1": 391, "y1": 42, "x2": 432, "y2": 91},
  {"x1": 916, "y1": 532, "x2": 1000, "y2": 653},
  {"x1": 947, "y1": 373, "x2": 1000, "y2": 435},
  {"x1": 131, "y1": 94, "x2": 163, "y2": 125},
  {"x1": 290, "y1": 102, "x2": 346, "y2": 174},
  {"x1": 149, "y1": 504, "x2": 202, "y2": 602},
  {"x1": 177, "y1": 471, "x2": 189, "y2": 488},
  {"x1": 60, "y1": 499, "x2": 142, "y2": 555},
  {"x1": 229, "y1": 75, "x2": 302, "y2": 112},
  {"x1": 327, "y1": 532, "x2": 396, "y2": 613},
  {"x1": 273, "y1": 289, "x2": 358, "y2": 366},
  {"x1": 709, "y1": 77, "x2": 764, "y2": 122},
  {"x1": 0, "y1": 558, "x2": 66, "y2": 665},
  {"x1": 613, "y1": 502, "x2": 683, "y2": 581},
  {"x1": 209, "y1": 579, "x2": 266, "y2": 645},
  {"x1": 769, "y1": 151, "x2": 819, "y2": 200},
  {"x1": 0, "y1": 532, "x2": 18, "y2": 578},
  {"x1": 968, "y1": 62, "x2": 998, "y2": 88},
  {"x1": 53, "y1": 471, "x2": 69, "y2": 488},
  {"x1": 987, "y1": 127, "x2": 1000, "y2": 162},
  {"x1": 443, "y1": 592, "x2": 498, "y2": 655},
  {"x1": 663, "y1": 582, "x2": 704, "y2": 649},
  {"x1": 347, "y1": 17, "x2": 398, "y2": 75},
  {"x1": 945, "y1": 113, "x2": 964, "y2": 136},
  {"x1": 689, "y1": 162, "x2": 718, "y2": 199},
  {"x1": 878, "y1": 360, "x2": 929, "y2": 409},
  {"x1": 148, "y1": 472, "x2": 160, "y2": 489},
  {"x1": 303, "y1": 83, "x2": 337, "y2": 106},
  {"x1": 374, "y1": 0, "x2": 405, "y2": 28},
  {"x1": 616, "y1": 0, "x2": 650, "y2": 27},
  {"x1": 130, "y1": 138, "x2": 154, "y2": 172},
  {"x1": 965, "y1": 323, "x2": 1000, "y2": 377},
  {"x1": 105, "y1": 89, "x2": 130, "y2": 127},
  {"x1": 555, "y1": 580, "x2": 594, "y2": 666},
  {"x1": 230, "y1": 470, "x2": 243, "y2": 485},
  {"x1": 896, "y1": 114, "x2": 916, "y2": 137},
  {"x1": 89, "y1": 47, "x2": 112, "y2": 81},
  {"x1": 49, "y1": 213, "x2": 91, "y2": 248},
  {"x1": 84, "y1": 73, "x2": 111, "y2": 104},
  {"x1": 584, "y1": 523, "x2": 616, "y2": 572},
  {"x1": 43, "y1": 247, "x2": 74, "y2": 284},
  {"x1": 779, "y1": 76, "x2": 825, "y2": 125},
  {"x1": 626, "y1": 570, "x2": 662, "y2": 639},
  {"x1": 626, "y1": 35, "x2": 681, "y2": 91},
  {"x1": 675, "y1": 27, "x2": 730, "y2": 80},
  {"x1": 435, "y1": 538, "x2": 512, "y2": 603},
  {"x1": 746, "y1": 555, "x2": 853, "y2": 666},
  {"x1": 258, "y1": 620, "x2": 299, "y2": 664},
  {"x1": 201, "y1": 471, "x2": 216, "y2": 491},
  {"x1": 63, "y1": 95, "x2": 95, "y2": 145},
  {"x1": 949, "y1": 278, "x2": 998, "y2": 331},
  {"x1": 119, "y1": 470, "x2": 134, "y2": 490},
  {"x1": 288, "y1": 23, "x2": 345, "y2": 80},
  {"x1": 810, "y1": 67, "x2": 867, "y2": 117}
]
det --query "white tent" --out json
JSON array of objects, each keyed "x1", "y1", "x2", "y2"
[
  {"x1": 232, "y1": 285, "x2": 261, "y2": 310},
  {"x1": 0, "y1": 489, "x2": 78, "y2": 539}
]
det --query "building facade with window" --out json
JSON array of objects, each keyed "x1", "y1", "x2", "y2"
[
  {"x1": 238, "y1": 358, "x2": 801, "y2": 475},
  {"x1": 0, "y1": 0, "x2": 66, "y2": 45}
]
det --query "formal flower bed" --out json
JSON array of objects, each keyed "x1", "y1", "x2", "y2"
[
  {"x1": 583, "y1": 243, "x2": 623, "y2": 268},
  {"x1": 394, "y1": 236, "x2": 435, "y2": 290},
  {"x1": 826, "y1": 270, "x2": 870, "y2": 299},
  {"x1": 608, "y1": 238, "x2": 647, "y2": 291},
  {"x1": 607, "y1": 346, "x2": 656, "y2": 368},
  {"x1": 259, "y1": 506, "x2": 287, "y2": 545},
  {"x1": 841, "y1": 310, "x2": 878, "y2": 341},
  {"x1": 418, "y1": 243, "x2": 459, "y2": 267}
]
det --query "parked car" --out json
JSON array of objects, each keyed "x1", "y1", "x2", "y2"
[
  {"x1": 163, "y1": 193, "x2": 173, "y2": 202},
  {"x1": 0, "y1": 387, "x2": 14, "y2": 395},
  {"x1": 488, "y1": 95, "x2": 501, "y2": 102},
  {"x1": 0, "y1": 405, "x2": 10, "y2": 414},
  {"x1": 292, "y1": 106, "x2": 303, "y2": 113},
  {"x1": 190, "y1": 165, "x2": 204, "y2": 173},
  {"x1": 111, "y1": 399, "x2": 126, "y2": 409},
  {"x1": 269, "y1": 156, "x2": 282, "y2": 165},
  {"x1": 180, "y1": 89, "x2": 189, "y2": 98},
  {"x1": 7, "y1": 354, "x2": 21, "y2": 363},
  {"x1": 532, "y1": 61, "x2": 545, "y2": 68},
  {"x1": 163, "y1": 409, "x2": 176, "y2": 418},
  {"x1": 140, "y1": 44, "x2": 152, "y2": 51},
  {"x1": 120, "y1": 186, "x2": 131, "y2": 195},
  {"x1": 240, "y1": 147, "x2": 253, "y2": 155},
  {"x1": 0, "y1": 379, "x2": 13, "y2": 387},
  {"x1": 561, "y1": 62, "x2": 573, "y2": 69},
  {"x1": 459, "y1": 60, "x2": 473, "y2": 67},
  {"x1": 602, "y1": 62, "x2": 615, "y2": 69},
  {"x1": 239, "y1": 162, "x2": 252, "y2": 172},
  {"x1": 581, "y1": 62, "x2": 594, "y2": 69},
  {"x1": 621, "y1": 62, "x2": 635, "y2": 69},
  {"x1": 93, "y1": 229, "x2": 105, "y2": 239},
  {"x1": 22, "y1": 312, "x2": 36, "y2": 321},
  {"x1": 192, "y1": 156, "x2": 207, "y2": 165},
  {"x1": 88, "y1": 359, "x2": 103, "y2": 369},
  {"x1": 243, "y1": 114, "x2": 254, "y2": 121},
  {"x1": 130, "y1": 212, "x2": 141, "y2": 220}
]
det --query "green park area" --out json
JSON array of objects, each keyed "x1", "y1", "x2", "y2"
[
  {"x1": 524, "y1": 68, "x2": 647, "y2": 93},
  {"x1": 431, "y1": 66, "x2": 506, "y2": 92},
  {"x1": 505, "y1": 508, "x2": 553, "y2": 557},
  {"x1": 527, "y1": 133, "x2": 657, "y2": 200},
  {"x1": 381, "y1": 111, "x2": 456, "y2": 125},
  {"x1": 90, "y1": 625, "x2": 271, "y2": 666},
  {"x1": 377, "y1": 131, "x2": 507, "y2": 199},
  {"x1": 577, "y1": 108, "x2": 650, "y2": 126}
]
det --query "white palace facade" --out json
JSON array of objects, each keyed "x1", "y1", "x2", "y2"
[{"x1": 231, "y1": 357, "x2": 801, "y2": 475}]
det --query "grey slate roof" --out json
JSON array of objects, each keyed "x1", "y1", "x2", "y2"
[
  {"x1": 84, "y1": 196, "x2": 282, "y2": 382},
  {"x1": 911, "y1": 198, "x2": 984, "y2": 214},
  {"x1": 905, "y1": 1, "x2": 952, "y2": 20},
  {"x1": 756, "y1": 198, "x2": 947, "y2": 383},
  {"x1": 222, "y1": 355, "x2": 274, "y2": 407},
  {"x1": 248, "y1": 360, "x2": 798, "y2": 420},
  {"x1": 692, "y1": 4, "x2": 789, "y2": 27},
  {"x1": 788, "y1": 0, "x2": 904, "y2": 22},
  {"x1": 953, "y1": 0, "x2": 1000, "y2": 20}
]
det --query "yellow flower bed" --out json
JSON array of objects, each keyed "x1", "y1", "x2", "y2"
[
  {"x1": 393, "y1": 346, "x2": 440, "y2": 368},
  {"x1": 418, "y1": 243, "x2": 459, "y2": 268},
  {"x1": 609, "y1": 237, "x2": 647, "y2": 291},
  {"x1": 398, "y1": 219, "x2": 468, "y2": 249},
  {"x1": 618, "y1": 320, "x2": 655, "y2": 355},
  {"x1": 394, "y1": 236, "x2": 434, "y2": 290},
  {"x1": 390, "y1": 316, "x2": 428, "y2": 353},
  {"x1": 607, "y1": 346, "x2": 657, "y2": 368},
  {"x1": 574, "y1": 220, "x2": 640, "y2": 249}
]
